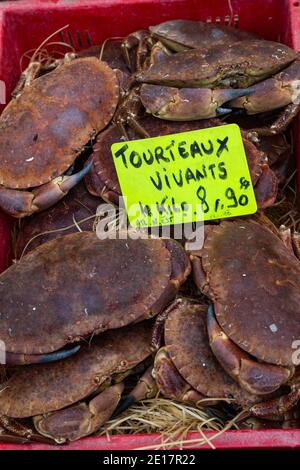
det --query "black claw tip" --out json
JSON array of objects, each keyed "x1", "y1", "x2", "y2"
[
  {"x1": 216, "y1": 107, "x2": 232, "y2": 115},
  {"x1": 111, "y1": 395, "x2": 136, "y2": 418},
  {"x1": 40, "y1": 345, "x2": 80, "y2": 363},
  {"x1": 207, "y1": 302, "x2": 215, "y2": 321}
]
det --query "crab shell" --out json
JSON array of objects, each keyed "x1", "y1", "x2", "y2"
[
  {"x1": 149, "y1": 19, "x2": 258, "y2": 52},
  {"x1": 189, "y1": 219, "x2": 300, "y2": 367},
  {"x1": 155, "y1": 298, "x2": 262, "y2": 406},
  {"x1": 0, "y1": 321, "x2": 152, "y2": 418},
  {"x1": 0, "y1": 57, "x2": 119, "y2": 191},
  {"x1": 0, "y1": 232, "x2": 190, "y2": 359},
  {"x1": 135, "y1": 40, "x2": 297, "y2": 88},
  {"x1": 15, "y1": 182, "x2": 101, "y2": 258},
  {"x1": 85, "y1": 116, "x2": 277, "y2": 209},
  {"x1": 77, "y1": 42, "x2": 131, "y2": 92}
]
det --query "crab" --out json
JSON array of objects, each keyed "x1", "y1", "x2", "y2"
[
  {"x1": 152, "y1": 297, "x2": 267, "y2": 409},
  {"x1": 0, "y1": 231, "x2": 190, "y2": 365},
  {"x1": 117, "y1": 35, "x2": 299, "y2": 137},
  {"x1": 112, "y1": 24, "x2": 262, "y2": 136},
  {"x1": 130, "y1": 38, "x2": 299, "y2": 135},
  {"x1": 0, "y1": 56, "x2": 119, "y2": 217},
  {"x1": 0, "y1": 321, "x2": 154, "y2": 443},
  {"x1": 15, "y1": 182, "x2": 101, "y2": 259},
  {"x1": 85, "y1": 116, "x2": 278, "y2": 209},
  {"x1": 187, "y1": 218, "x2": 300, "y2": 419}
]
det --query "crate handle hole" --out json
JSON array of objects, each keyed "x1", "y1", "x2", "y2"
[{"x1": 294, "y1": 1, "x2": 299, "y2": 6}]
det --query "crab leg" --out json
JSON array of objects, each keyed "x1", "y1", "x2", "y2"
[
  {"x1": 11, "y1": 62, "x2": 42, "y2": 99},
  {"x1": 207, "y1": 304, "x2": 292, "y2": 395},
  {"x1": 33, "y1": 383, "x2": 124, "y2": 443},
  {"x1": 121, "y1": 30, "x2": 150, "y2": 71},
  {"x1": 249, "y1": 389, "x2": 300, "y2": 420},
  {"x1": 0, "y1": 162, "x2": 92, "y2": 218},
  {"x1": 140, "y1": 84, "x2": 254, "y2": 120},
  {"x1": 248, "y1": 102, "x2": 300, "y2": 137},
  {"x1": 114, "y1": 87, "x2": 150, "y2": 138},
  {"x1": 0, "y1": 416, "x2": 55, "y2": 444},
  {"x1": 252, "y1": 164, "x2": 278, "y2": 209}
]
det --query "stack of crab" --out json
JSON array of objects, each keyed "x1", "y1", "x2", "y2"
[{"x1": 0, "y1": 18, "x2": 300, "y2": 444}]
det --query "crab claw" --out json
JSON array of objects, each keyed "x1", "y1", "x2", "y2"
[
  {"x1": 207, "y1": 304, "x2": 291, "y2": 395},
  {"x1": 33, "y1": 383, "x2": 124, "y2": 443},
  {"x1": 32, "y1": 161, "x2": 93, "y2": 212},
  {"x1": 0, "y1": 162, "x2": 92, "y2": 218},
  {"x1": 153, "y1": 347, "x2": 213, "y2": 405},
  {"x1": 229, "y1": 61, "x2": 300, "y2": 135},
  {"x1": 248, "y1": 389, "x2": 300, "y2": 420},
  {"x1": 229, "y1": 61, "x2": 300, "y2": 114},
  {"x1": 112, "y1": 366, "x2": 158, "y2": 417},
  {"x1": 5, "y1": 345, "x2": 81, "y2": 365},
  {"x1": 140, "y1": 84, "x2": 253, "y2": 120}
]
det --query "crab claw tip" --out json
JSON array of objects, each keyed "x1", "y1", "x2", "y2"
[
  {"x1": 40, "y1": 345, "x2": 81, "y2": 363},
  {"x1": 111, "y1": 395, "x2": 136, "y2": 418},
  {"x1": 216, "y1": 107, "x2": 232, "y2": 115},
  {"x1": 207, "y1": 302, "x2": 216, "y2": 319}
]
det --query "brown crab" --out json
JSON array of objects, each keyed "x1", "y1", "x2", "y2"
[
  {"x1": 85, "y1": 116, "x2": 278, "y2": 209},
  {"x1": 0, "y1": 321, "x2": 154, "y2": 443},
  {"x1": 0, "y1": 231, "x2": 190, "y2": 364},
  {"x1": 133, "y1": 39, "x2": 299, "y2": 134},
  {"x1": 15, "y1": 182, "x2": 101, "y2": 259},
  {"x1": 0, "y1": 57, "x2": 119, "y2": 217},
  {"x1": 152, "y1": 297, "x2": 266, "y2": 409},
  {"x1": 188, "y1": 218, "x2": 300, "y2": 419}
]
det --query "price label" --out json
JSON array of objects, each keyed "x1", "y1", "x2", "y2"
[{"x1": 111, "y1": 123, "x2": 257, "y2": 228}]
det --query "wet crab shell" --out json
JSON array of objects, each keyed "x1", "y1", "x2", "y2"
[
  {"x1": 190, "y1": 219, "x2": 300, "y2": 367},
  {"x1": 0, "y1": 57, "x2": 119, "y2": 189},
  {"x1": 0, "y1": 231, "x2": 190, "y2": 356},
  {"x1": 0, "y1": 321, "x2": 152, "y2": 418},
  {"x1": 85, "y1": 116, "x2": 277, "y2": 209},
  {"x1": 135, "y1": 40, "x2": 298, "y2": 89},
  {"x1": 162, "y1": 298, "x2": 260, "y2": 406},
  {"x1": 15, "y1": 182, "x2": 101, "y2": 258}
]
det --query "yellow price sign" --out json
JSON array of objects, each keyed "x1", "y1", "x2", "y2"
[{"x1": 111, "y1": 123, "x2": 257, "y2": 228}]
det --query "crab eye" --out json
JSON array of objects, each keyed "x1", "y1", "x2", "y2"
[
  {"x1": 120, "y1": 360, "x2": 128, "y2": 368},
  {"x1": 94, "y1": 376, "x2": 101, "y2": 384}
]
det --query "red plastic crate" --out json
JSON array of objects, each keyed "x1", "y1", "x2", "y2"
[{"x1": 0, "y1": 0, "x2": 300, "y2": 450}]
